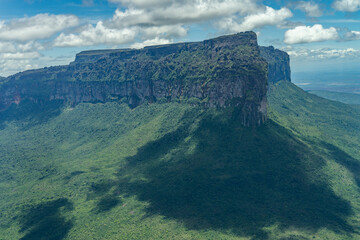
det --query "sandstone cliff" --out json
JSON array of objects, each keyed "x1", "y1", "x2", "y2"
[
  {"x1": 0, "y1": 32, "x2": 285, "y2": 126},
  {"x1": 260, "y1": 46, "x2": 291, "y2": 83}
]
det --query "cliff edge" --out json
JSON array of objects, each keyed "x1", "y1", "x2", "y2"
[
  {"x1": 0, "y1": 32, "x2": 279, "y2": 126},
  {"x1": 260, "y1": 46, "x2": 291, "y2": 83}
]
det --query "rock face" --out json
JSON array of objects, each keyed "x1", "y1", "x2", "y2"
[
  {"x1": 0, "y1": 32, "x2": 285, "y2": 126},
  {"x1": 260, "y1": 46, "x2": 291, "y2": 83}
]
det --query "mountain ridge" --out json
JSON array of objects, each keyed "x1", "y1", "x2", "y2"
[{"x1": 0, "y1": 32, "x2": 290, "y2": 126}]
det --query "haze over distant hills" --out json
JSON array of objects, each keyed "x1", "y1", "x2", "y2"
[
  {"x1": 308, "y1": 90, "x2": 360, "y2": 105},
  {"x1": 293, "y1": 70, "x2": 360, "y2": 94}
]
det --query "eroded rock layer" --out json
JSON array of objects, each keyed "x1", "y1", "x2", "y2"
[{"x1": 0, "y1": 32, "x2": 286, "y2": 126}]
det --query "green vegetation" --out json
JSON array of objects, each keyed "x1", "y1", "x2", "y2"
[
  {"x1": 308, "y1": 90, "x2": 360, "y2": 105},
  {"x1": 1, "y1": 81, "x2": 360, "y2": 239}
]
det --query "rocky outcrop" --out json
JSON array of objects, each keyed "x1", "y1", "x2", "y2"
[
  {"x1": 0, "y1": 32, "x2": 270, "y2": 126},
  {"x1": 260, "y1": 46, "x2": 291, "y2": 83}
]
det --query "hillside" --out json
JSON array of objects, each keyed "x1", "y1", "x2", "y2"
[
  {"x1": 0, "y1": 80, "x2": 359, "y2": 239},
  {"x1": 308, "y1": 90, "x2": 360, "y2": 105}
]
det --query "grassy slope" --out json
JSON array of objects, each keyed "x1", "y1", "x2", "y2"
[
  {"x1": 0, "y1": 81, "x2": 360, "y2": 239},
  {"x1": 308, "y1": 90, "x2": 360, "y2": 105}
]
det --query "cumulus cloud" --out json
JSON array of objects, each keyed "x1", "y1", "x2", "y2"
[
  {"x1": 130, "y1": 37, "x2": 172, "y2": 49},
  {"x1": 0, "y1": 43, "x2": 43, "y2": 76},
  {"x1": 218, "y1": 7, "x2": 292, "y2": 32},
  {"x1": 284, "y1": 24, "x2": 339, "y2": 44},
  {"x1": 332, "y1": 0, "x2": 360, "y2": 12},
  {"x1": 58, "y1": 0, "x2": 256, "y2": 48},
  {"x1": 51, "y1": 1, "x2": 295, "y2": 48},
  {"x1": 53, "y1": 21, "x2": 136, "y2": 47},
  {"x1": 141, "y1": 25, "x2": 188, "y2": 39},
  {"x1": 0, "y1": 14, "x2": 79, "y2": 41},
  {"x1": 0, "y1": 59, "x2": 38, "y2": 75},
  {"x1": 295, "y1": 1, "x2": 322, "y2": 17},
  {"x1": 0, "y1": 39, "x2": 50, "y2": 76},
  {"x1": 0, "y1": 52, "x2": 75, "y2": 76},
  {"x1": 0, "y1": 41, "x2": 44, "y2": 54},
  {"x1": 111, "y1": 0, "x2": 258, "y2": 27}
]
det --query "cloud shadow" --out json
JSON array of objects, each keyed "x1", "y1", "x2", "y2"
[{"x1": 18, "y1": 198, "x2": 73, "y2": 240}]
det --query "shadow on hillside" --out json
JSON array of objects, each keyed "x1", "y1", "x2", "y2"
[
  {"x1": 86, "y1": 179, "x2": 123, "y2": 213},
  {"x1": 98, "y1": 114, "x2": 355, "y2": 239},
  {"x1": 320, "y1": 142, "x2": 360, "y2": 188},
  {"x1": 18, "y1": 198, "x2": 73, "y2": 240},
  {"x1": 0, "y1": 100, "x2": 63, "y2": 130}
]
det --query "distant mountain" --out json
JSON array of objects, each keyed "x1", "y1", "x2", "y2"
[{"x1": 308, "y1": 90, "x2": 360, "y2": 105}]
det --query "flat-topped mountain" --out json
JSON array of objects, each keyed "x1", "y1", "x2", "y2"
[
  {"x1": 0, "y1": 32, "x2": 289, "y2": 126},
  {"x1": 2, "y1": 33, "x2": 360, "y2": 240}
]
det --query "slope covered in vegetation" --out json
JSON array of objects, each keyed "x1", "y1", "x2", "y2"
[
  {"x1": 308, "y1": 90, "x2": 360, "y2": 105},
  {"x1": 0, "y1": 81, "x2": 360, "y2": 239}
]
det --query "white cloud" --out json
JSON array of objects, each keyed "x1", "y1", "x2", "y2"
[
  {"x1": 52, "y1": 1, "x2": 293, "y2": 48},
  {"x1": 0, "y1": 50, "x2": 43, "y2": 76},
  {"x1": 295, "y1": 1, "x2": 322, "y2": 17},
  {"x1": 0, "y1": 42, "x2": 16, "y2": 53},
  {"x1": 18, "y1": 41, "x2": 45, "y2": 52},
  {"x1": 332, "y1": 0, "x2": 360, "y2": 12},
  {"x1": 111, "y1": 0, "x2": 258, "y2": 27},
  {"x1": 0, "y1": 39, "x2": 46, "y2": 75},
  {"x1": 0, "y1": 14, "x2": 79, "y2": 41},
  {"x1": 315, "y1": 48, "x2": 360, "y2": 58},
  {"x1": 1, "y1": 52, "x2": 41, "y2": 60},
  {"x1": 285, "y1": 47, "x2": 360, "y2": 59},
  {"x1": 345, "y1": 30, "x2": 360, "y2": 40},
  {"x1": 284, "y1": 24, "x2": 339, "y2": 44},
  {"x1": 53, "y1": 21, "x2": 136, "y2": 47},
  {"x1": 218, "y1": 7, "x2": 292, "y2": 32},
  {"x1": 0, "y1": 59, "x2": 38, "y2": 74},
  {"x1": 110, "y1": 0, "x2": 257, "y2": 17},
  {"x1": 131, "y1": 37, "x2": 172, "y2": 49},
  {"x1": 141, "y1": 25, "x2": 188, "y2": 39},
  {"x1": 0, "y1": 41, "x2": 44, "y2": 54},
  {"x1": 0, "y1": 53, "x2": 76, "y2": 77}
]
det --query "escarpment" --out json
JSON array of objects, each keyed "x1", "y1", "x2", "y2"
[
  {"x1": 0, "y1": 32, "x2": 290, "y2": 126},
  {"x1": 260, "y1": 46, "x2": 291, "y2": 83}
]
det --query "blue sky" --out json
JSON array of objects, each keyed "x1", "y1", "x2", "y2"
[{"x1": 0, "y1": 0, "x2": 360, "y2": 87}]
